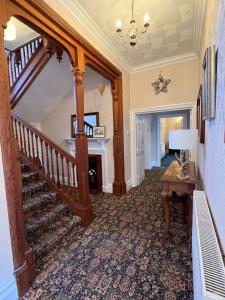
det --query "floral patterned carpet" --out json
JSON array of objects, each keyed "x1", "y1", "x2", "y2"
[{"x1": 23, "y1": 168, "x2": 193, "y2": 300}]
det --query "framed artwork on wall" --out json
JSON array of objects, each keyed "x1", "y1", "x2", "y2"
[
  {"x1": 197, "y1": 85, "x2": 205, "y2": 144},
  {"x1": 93, "y1": 126, "x2": 105, "y2": 138},
  {"x1": 202, "y1": 45, "x2": 216, "y2": 120}
]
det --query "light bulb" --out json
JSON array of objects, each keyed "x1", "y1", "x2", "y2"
[
  {"x1": 4, "y1": 21, "x2": 16, "y2": 41},
  {"x1": 116, "y1": 19, "x2": 122, "y2": 29},
  {"x1": 144, "y1": 14, "x2": 150, "y2": 24}
]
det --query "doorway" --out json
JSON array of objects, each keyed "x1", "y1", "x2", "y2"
[{"x1": 130, "y1": 104, "x2": 196, "y2": 187}]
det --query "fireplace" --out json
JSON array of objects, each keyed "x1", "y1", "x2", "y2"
[{"x1": 88, "y1": 154, "x2": 102, "y2": 194}]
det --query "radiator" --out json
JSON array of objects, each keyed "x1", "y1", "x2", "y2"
[{"x1": 192, "y1": 190, "x2": 225, "y2": 300}]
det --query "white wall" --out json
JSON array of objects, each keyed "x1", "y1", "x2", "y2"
[
  {"x1": 0, "y1": 146, "x2": 18, "y2": 300},
  {"x1": 198, "y1": 0, "x2": 225, "y2": 252}
]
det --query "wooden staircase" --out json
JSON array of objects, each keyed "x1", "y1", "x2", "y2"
[
  {"x1": 12, "y1": 111, "x2": 81, "y2": 217},
  {"x1": 6, "y1": 35, "x2": 93, "y2": 295},
  {"x1": 7, "y1": 36, "x2": 60, "y2": 108}
]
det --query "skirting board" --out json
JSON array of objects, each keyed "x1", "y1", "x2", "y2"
[
  {"x1": 0, "y1": 278, "x2": 18, "y2": 300},
  {"x1": 102, "y1": 179, "x2": 133, "y2": 193}
]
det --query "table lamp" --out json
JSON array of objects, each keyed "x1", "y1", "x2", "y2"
[{"x1": 169, "y1": 129, "x2": 198, "y2": 179}]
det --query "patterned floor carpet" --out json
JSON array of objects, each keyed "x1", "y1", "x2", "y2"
[{"x1": 23, "y1": 168, "x2": 193, "y2": 300}]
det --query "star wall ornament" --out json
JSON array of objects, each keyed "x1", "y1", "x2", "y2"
[{"x1": 152, "y1": 71, "x2": 171, "y2": 95}]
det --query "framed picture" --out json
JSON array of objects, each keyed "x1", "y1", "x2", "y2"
[
  {"x1": 93, "y1": 126, "x2": 105, "y2": 138},
  {"x1": 197, "y1": 85, "x2": 205, "y2": 144},
  {"x1": 202, "y1": 45, "x2": 216, "y2": 120}
]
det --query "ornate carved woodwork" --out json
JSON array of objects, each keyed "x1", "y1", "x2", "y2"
[{"x1": 1, "y1": 0, "x2": 127, "y2": 296}]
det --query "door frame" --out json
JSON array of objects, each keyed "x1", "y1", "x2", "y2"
[
  {"x1": 130, "y1": 102, "x2": 197, "y2": 187},
  {"x1": 156, "y1": 111, "x2": 189, "y2": 166}
]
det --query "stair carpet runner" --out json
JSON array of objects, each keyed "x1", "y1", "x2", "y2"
[{"x1": 21, "y1": 162, "x2": 81, "y2": 266}]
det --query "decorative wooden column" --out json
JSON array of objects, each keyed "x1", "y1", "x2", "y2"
[
  {"x1": 112, "y1": 76, "x2": 126, "y2": 195},
  {"x1": 0, "y1": 10, "x2": 36, "y2": 297},
  {"x1": 73, "y1": 50, "x2": 94, "y2": 226}
]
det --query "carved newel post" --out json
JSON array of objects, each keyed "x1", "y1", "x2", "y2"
[{"x1": 73, "y1": 67, "x2": 94, "y2": 226}]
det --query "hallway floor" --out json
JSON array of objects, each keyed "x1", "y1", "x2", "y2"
[{"x1": 23, "y1": 168, "x2": 193, "y2": 300}]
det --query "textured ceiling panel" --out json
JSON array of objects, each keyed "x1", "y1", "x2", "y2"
[{"x1": 77, "y1": 0, "x2": 195, "y2": 66}]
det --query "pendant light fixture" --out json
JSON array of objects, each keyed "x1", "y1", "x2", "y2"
[
  {"x1": 116, "y1": 0, "x2": 150, "y2": 47},
  {"x1": 4, "y1": 21, "x2": 16, "y2": 41}
]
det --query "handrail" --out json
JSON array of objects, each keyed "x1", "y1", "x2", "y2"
[
  {"x1": 8, "y1": 36, "x2": 43, "y2": 89},
  {"x1": 11, "y1": 111, "x2": 78, "y2": 207},
  {"x1": 8, "y1": 35, "x2": 41, "y2": 53}
]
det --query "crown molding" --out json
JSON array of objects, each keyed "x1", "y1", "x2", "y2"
[
  {"x1": 59, "y1": 0, "x2": 131, "y2": 72},
  {"x1": 193, "y1": 0, "x2": 207, "y2": 55},
  {"x1": 53, "y1": 0, "x2": 203, "y2": 74},
  {"x1": 130, "y1": 52, "x2": 198, "y2": 73}
]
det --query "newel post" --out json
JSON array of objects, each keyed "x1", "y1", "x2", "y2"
[
  {"x1": 0, "y1": 8, "x2": 36, "y2": 297},
  {"x1": 112, "y1": 76, "x2": 126, "y2": 195},
  {"x1": 72, "y1": 50, "x2": 93, "y2": 226}
]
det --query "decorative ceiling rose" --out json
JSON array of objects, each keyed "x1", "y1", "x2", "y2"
[
  {"x1": 152, "y1": 71, "x2": 171, "y2": 95},
  {"x1": 115, "y1": 0, "x2": 150, "y2": 47},
  {"x1": 98, "y1": 74, "x2": 105, "y2": 96}
]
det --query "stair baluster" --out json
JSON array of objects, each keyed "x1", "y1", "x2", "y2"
[{"x1": 12, "y1": 112, "x2": 78, "y2": 211}]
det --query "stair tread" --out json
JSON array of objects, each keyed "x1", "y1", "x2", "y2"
[
  {"x1": 31, "y1": 215, "x2": 81, "y2": 257},
  {"x1": 23, "y1": 180, "x2": 47, "y2": 197},
  {"x1": 22, "y1": 170, "x2": 37, "y2": 180},
  {"x1": 25, "y1": 202, "x2": 69, "y2": 234},
  {"x1": 23, "y1": 190, "x2": 56, "y2": 212}
]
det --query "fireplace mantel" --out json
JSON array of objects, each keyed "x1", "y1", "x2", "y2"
[
  {"x1": 65, "y1": 138, "x2": 110, "y2": 147},
  {"x1": 64, "y1": 138, "x2": 112, "y2": 193}
]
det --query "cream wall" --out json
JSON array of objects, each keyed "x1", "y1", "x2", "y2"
[
  {"x1": 41, "y1": 67, "x2": 115, "y2": 184},
  {"x1": 198, "y1": 0, "x2": 225, "y2": 252},
  {"x1": 130, "y1": 59, "x2": 199, "y2": 109}
]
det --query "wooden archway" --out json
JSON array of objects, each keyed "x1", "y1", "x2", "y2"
[{"x1": 0, "y1": 0, "x2": 126, "y2": 297}]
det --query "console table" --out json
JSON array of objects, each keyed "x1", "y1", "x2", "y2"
[{"x1": 161, "y1": 160, "x2": 196, "y2": 239}]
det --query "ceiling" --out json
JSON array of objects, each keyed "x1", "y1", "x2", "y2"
[
  {"x1": 73, "y1": 0, "x2": 203, "y2": 69},
  {"x1": 4, "y1": 17, "x2": 38, "y2": 50}
]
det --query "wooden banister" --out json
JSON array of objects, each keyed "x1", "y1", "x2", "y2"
[
  {"x1": 11, "y1": 111, "x2": 79, "y2": 212},
  {"x1": 8, "y1": 36, "x2": 43, "y2": 89}
]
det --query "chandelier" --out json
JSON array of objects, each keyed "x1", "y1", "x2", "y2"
[{"x1": 116, "y1": 0, "x2": 150, "y2": 47}]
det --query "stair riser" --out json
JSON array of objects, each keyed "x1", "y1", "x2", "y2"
[
  {"x1": 22, "y1": 173, "x2": 39, "y2": 184},
  {"x1": 23, "y1": 182, "x2": 48, "y2": 199},
  {"x1": 23, "y1": 194, "x2": 57, "y2": 213},
  {"x1": 26, "y1": 205, "x2": 69, "y2": 238}
]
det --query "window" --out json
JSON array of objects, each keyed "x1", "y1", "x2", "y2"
[{"x1": 71, "y1": 112, "x2": 99, "y2": 138}]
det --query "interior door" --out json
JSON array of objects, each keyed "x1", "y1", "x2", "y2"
[{"x1": 136, "y1": 114, "x2": 145, "y2": 185}]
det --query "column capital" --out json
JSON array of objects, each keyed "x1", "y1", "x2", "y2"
[{"x1": 74, "y1": 69, "x2": 85, "y2": 85}]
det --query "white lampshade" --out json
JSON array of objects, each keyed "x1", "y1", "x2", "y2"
[{"x1": 169, "y1": 129, "x2": 198, "y2": 150}]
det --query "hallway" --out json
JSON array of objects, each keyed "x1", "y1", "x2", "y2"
[{"x1": 23, "y1": 168, "x2": 193, "y2": 299}]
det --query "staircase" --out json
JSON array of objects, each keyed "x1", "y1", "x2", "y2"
[{"x1": 21, "y1": 162, "x2": 81, "y2": 266}]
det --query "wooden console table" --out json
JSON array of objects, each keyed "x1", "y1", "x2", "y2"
[{"x1": 161, "y1": 161, "x2": 196, "y2": 239}]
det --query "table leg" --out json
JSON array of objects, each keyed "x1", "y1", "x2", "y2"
[
  {"x1": 161, "y1": 192, "x2": 170, "y2": 240},
  {"x1": 188, "y1": 194, "x2": 193, "y2": 235}
]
